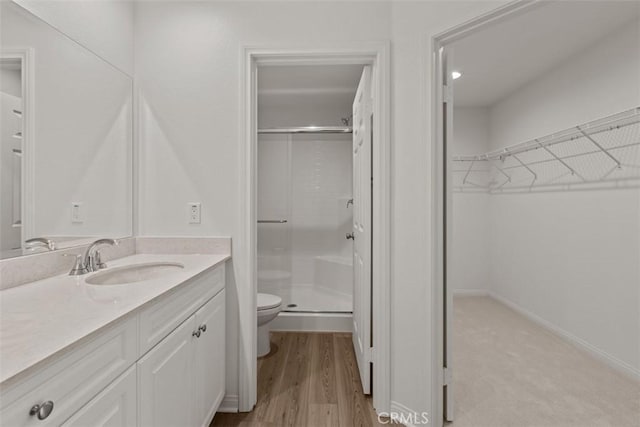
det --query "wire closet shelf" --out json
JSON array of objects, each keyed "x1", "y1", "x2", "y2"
[{"x1": 452, "y1": 107, "x2": 640, "y2": 192}]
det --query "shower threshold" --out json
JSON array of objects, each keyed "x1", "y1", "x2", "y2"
[
  {"x1": 284, "y1": 307, "x2": 353, "y2": 315},
  {"x1": 271, "y1": 311, "x2": 352, "y2": 332}
]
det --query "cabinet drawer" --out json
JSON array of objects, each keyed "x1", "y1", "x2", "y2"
[
  {"x1": 0, "y1": 316, "x2": 137, "y2": 427},
  {"x1": 61, "y1": 365, "x2": 137, "y2": 427},
  {"x1": 138, "y1": 265, "x2": 224, "y2": 355}
]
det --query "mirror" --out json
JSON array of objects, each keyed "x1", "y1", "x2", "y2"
[{"x1": 0, "y1": 2, "x2": 133, "y2": 259}]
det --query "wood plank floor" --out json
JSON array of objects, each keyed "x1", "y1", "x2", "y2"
[{"x1": 211, "y1": 332, "x2": 390, "y2": 427}]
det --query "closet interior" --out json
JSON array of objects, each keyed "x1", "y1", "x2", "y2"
[{"x1": 447, "y1": 2, "x2": 640, "y2": 425}]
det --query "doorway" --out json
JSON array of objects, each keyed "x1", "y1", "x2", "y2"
[
  {"x1": 435, "y1": 2, "x2": 640, "y2": 426},
  {"x1": 0, "y1": 49, "x2": 32, "y2": 259},
  {"x1": 239, "y1": 44, "x2": 391, "y2": 414},
  {"x1": 0, "y1": 58, "x2": 23, "y2": 255}
]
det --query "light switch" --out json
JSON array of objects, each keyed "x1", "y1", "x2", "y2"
[{"x1": 71, "y1": 202, "x2": 84, "y2": 223}]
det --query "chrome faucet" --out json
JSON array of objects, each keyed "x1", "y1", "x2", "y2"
[
  {"x1": 25, "y1": 237, "x2": 56, "y2": 251},
  {"x1": 84, "y1": 238, "x2": 119, "y2": 272}
]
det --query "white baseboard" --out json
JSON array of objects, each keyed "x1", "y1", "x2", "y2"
[
  {"x1": 270, "y1": 312, "x2": 352, "y2": 332},
  {"x1": 217, "y1": 394, "x2": 239, "y2": 413},
  {"x1": 488, "y1": 292, "x2": 640, "y2": 382},
  {"x1": 452, "y1": 289, "x2": 489, "y2": 297}
]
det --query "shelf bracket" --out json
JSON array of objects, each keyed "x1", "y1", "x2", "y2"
[
  {"x1": 491, "y1": 161, "x2": 512, "y2": 182},
  {"x1": 506, "y1": 148, "x2": 537, "y2": 186},
  {"x1": 536, "y1": 139, "x2": 585, "y2": 181},
  {"x1": 489, "y1": 160, "x2": 512, "y2": 190},
  {"x1": 462, "y1": 159, "x2": 476, "y2": 185},
  {"x1": 576, "y1": 126, "x2": 622, "y2": 169}
]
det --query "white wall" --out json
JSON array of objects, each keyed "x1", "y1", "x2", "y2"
[
  {"x1": 134, "y1": 0, "x2": 392, "y2": 407},
  {"x1": 451, "y1": 107, "x2": 490, "y2": 293},
  {"x1": 134, "y1": 0, "x2": 507, "y2": 417},
  {"x1": 489, "y1": 21, "x2": 640, "y2": 149},
  {"x1": 258, "y1": 93, "x2": 355, "y2": 129},
  {"x1": 487, "y1": 20, "x2": 640, "y2": 374},
  {"x1": 13, "y1": 0, "x2": 134, "y2": 75}
]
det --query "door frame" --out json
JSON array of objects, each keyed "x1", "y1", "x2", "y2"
[
  {"x1": 1, "y1": 48, "x2": 35, "y2": 244},
  {"x1": 239, "y1": 42, "x2": 391, "y2": 413},
  {"x1": 430, "y1": 1, "x2": 539, "y2": 425}
]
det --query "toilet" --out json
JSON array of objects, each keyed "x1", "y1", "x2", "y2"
[{"x1": 257, "y1": 293, "x2": 282, "y2": 357}]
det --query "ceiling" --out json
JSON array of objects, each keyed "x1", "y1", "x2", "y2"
[
  {"x1": 258, "y1": 64, "x2": 363, "y2": 110},
  {"x1": 451, "y1": 1, "x2": 640, "y2": 107}
]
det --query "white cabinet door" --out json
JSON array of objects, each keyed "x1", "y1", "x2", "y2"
[
  {"x1": 61, "y1": 366, "x2": 137, "y2": 427},
  {"x1": 193, "y1": 290, "x2": 225, "y2": 427},
  {"x1": 138, "y1": 316, "x2": 197, "y2": 427}
]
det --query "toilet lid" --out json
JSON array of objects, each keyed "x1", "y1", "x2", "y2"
[{"x1": 258, "y1": 293, "x2": 282, "y2": 310}]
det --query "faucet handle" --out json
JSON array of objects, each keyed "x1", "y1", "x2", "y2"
[
  {"x1": 25, "y1": 238, "x2": 56, "y2": 251},
  {"x1": 63, "y1": 253, "x2": 88, "y2": 276}
]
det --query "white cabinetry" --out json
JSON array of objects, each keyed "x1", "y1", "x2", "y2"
[
  {"x1": 138, "y1": 316, "x2": 197, "y2": 427},
  {"x1": 0, "y1": 317, "x2": 137, "y2": 427},
  {"x1": 138, "y1": 289, "x2": 225, "y2": 427},
  {"x1": 0, "y1": 263, "x2": 226, "y2": 427},
  {"x1": 194, "y1": 291, "x2": 225, "y2": 427},
  {"x1": 61, "y1": 366, "x2": 137, "y2": 427}
]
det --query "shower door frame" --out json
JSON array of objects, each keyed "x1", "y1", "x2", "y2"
[{"x1": 239, "y1": 42, "x2": 391, "y2": 414}]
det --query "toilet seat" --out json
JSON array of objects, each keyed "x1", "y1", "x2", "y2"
[{"x1": 258, "y1": 293, "x2": 282, "y2": 311}]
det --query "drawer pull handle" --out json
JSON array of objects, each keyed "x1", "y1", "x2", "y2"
[
  {"x1": 192, "y1": 330, "x2": 201, "y2": 338},
  {"x1": 30, "y1": 401, "x2": 54, "y2": 420},
  {"x1": 199, "y1": 324, "x2": 207, "y2": 333}
]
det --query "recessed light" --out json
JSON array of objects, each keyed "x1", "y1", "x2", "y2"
[{"x1": 451, "y1": 71, "x2": 462, "y2": 80}]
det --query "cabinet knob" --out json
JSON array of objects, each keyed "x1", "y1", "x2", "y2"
[
  {"x1": 192, "y1": 330, "x2": 201, "y2": 338},
  {"x1": 199, "y1": 324, "x2": 207, "y2": 333},
  {"x1": 29, "y1": 401, "x2": 54, "y2": 420}
]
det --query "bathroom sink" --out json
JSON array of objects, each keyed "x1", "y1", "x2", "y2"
[{"x1": 85, "y1": 262, "x2": 185, "y2": 285}]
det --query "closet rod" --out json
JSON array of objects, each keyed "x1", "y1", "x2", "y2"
[{"x1": 258, "y1": 126, "x2": 352, "y2": 134}]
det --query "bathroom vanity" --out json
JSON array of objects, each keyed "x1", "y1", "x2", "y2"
[{"x1": 0, "y1": 253, "x2": 229, "y2": 427}]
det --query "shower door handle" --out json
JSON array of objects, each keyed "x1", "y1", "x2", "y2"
[{"x1": 346, "y1": 232, "x2": 355, "y2": 240}]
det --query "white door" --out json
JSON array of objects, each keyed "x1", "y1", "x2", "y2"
[
  {"x1": 440, "y1": 47, "x2": 455, "y2": 422},
  {"x1": 194, "y1": 290, "x2": 226, "y2": 427},
  {"x1": 138, "y1": 315, "x2": 196, "y2": 427},
  {"x1": 352, "y1": 65, "x2": 373, "y2": 394}
]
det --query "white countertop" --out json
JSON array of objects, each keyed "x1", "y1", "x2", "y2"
[{"x1": 0, "y1": 253, "x2": 229, "y2": 386}]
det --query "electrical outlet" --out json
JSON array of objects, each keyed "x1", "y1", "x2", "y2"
[
  {"x1": 188, "y1": 202, "x2": 201, "y2": 224},
  {"x1": 71, "y1": 202, "x2": 84, "y2": 223}
]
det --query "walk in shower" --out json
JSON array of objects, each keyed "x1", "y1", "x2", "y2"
[{"x1": 257, "y1": 130, "x2": 353, "y2": 314}]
